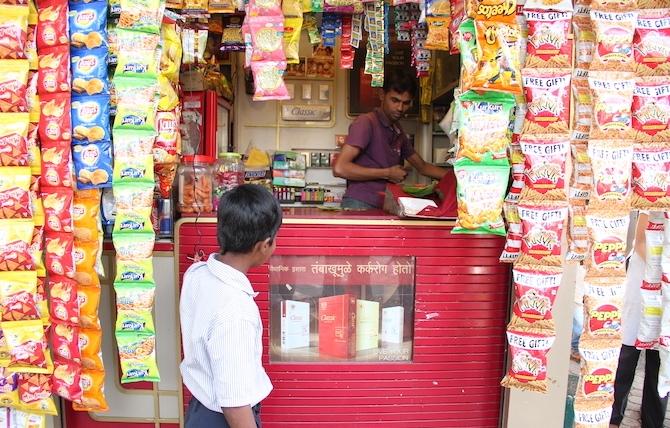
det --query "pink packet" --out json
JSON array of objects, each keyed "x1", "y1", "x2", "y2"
[
  {"x1": 246, "y1": 0, "x2": 282, "y2": 16},
  {"x1": 251, "y1": 61, "x2": 290, "y2": 101},
  {"x1": 249, "y1": 16, "x2": 286, "y2": 62}
]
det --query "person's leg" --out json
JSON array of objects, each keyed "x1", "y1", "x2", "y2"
[
  {"x1": 253, "y1": 403, "x2": 262, "y2": 428},
  {"x1": 571, "y1": 303, "x2": 583, "y2": 358},
  {"x1": 185, "y1": 396, "x2": 231, "y2": 428},
  {"x1": 610, "y1": 345, "x2": 642, "y2": 426},
  {"x1": 640, "y1": 350, "x2": 669, "y2": 428}
]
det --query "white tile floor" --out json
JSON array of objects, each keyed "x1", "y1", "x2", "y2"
[{"x1": 619, "y1": 352, "x2": 670, "y2": 428}]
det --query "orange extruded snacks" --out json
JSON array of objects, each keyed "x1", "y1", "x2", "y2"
[
  {"x1": 0, "y1": 60, "x2": 29, "y2": 113},
  {"x1": 41, "y1": 186, "x2": 72, "y2": 233},
  {"x1": 632, "y1": 143, "x2": 670, "y2": 209},
  {"x1": 585, "y1": 213, "x2": 630, "y2": 278},
  {"x1": 576, "y1": 340, "x2": 620, "y2": 402},
  {"x1": 500, "y1": 328, "x2": 555, "y2": 392},
  {"x1": 44, "y1": 232, "x2": 74, "y2": 278},
  {"x1": 467, "y1": 0, "x2": 516, "y2": 23},
  {"x1": 425, "y1": 17, "x2": 451, "y2": 51},
  {"x1": 73, "y1": 369, "x2": 108, "y2": 412},
  {"x1": 0, "y1": 166, "x2": 31, "y2": 219},
  {"x1": 0, "y1": 219, "x2": 34, "y2": 271},
  {"x1": 521, "y1": 69, "x2": 571, "y2": 134},
  {"x1": 517, "y1": 203, "x2": 568, "y2": 266},
  {"x1": 523, "y1": 11, "x2": 573, "y2": 69},
  {"x1": 472, "y1": 21, "x2": 523, "y2": 94},
  {"x1": 1, "y1": 319, "x2": 48, "y2": 373},
  {"x1": 519, "y1": 135, "x2": 570, "y2": 202},
  {"x1": 634, "y1": 10, "x2": 670, "y2": 77},
  {"x1": 588, "y1": 72, "x2": 635, "y2": 140},
  {"x1": 590, "y1": 10, "x2": 637, "y2": 72},
  {"x1": 588, "y1": 140, "x2": 634, "y2": 211},
  {"x1": 509, "y1": 265, "x2": 563, "y2": 330},
  {"x1": 48, "y1": 276, "x2": 79, "y2": 324},
  {"x1": 77, "y1": 286, "x2": 100, "y2": 330},
  {"x1": 51, "y1": 322, "x2": 80, "y2": 362},
  {"x1": 52, "y1": 358, "x2": 82, "y2": 402},
  {"x1": 0, "y1": 271, "x2": 38, "y2": 321},
  {"x1": 632, "y1": 78, "x2": 670, "y2": 142},
  {"x1": 79, "y1": 328, "x2": 102, "y2": 371},
  {"x1": 582, "y1": 278, "x2": 624, "y2": 339},
  {"x1": 0, "y1": 113, "x2": 29, "y2": 167}
]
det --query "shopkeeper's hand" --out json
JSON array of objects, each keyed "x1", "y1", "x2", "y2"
[{"x1": 385, "y1": 165, "x2": 408, "y2": 183}]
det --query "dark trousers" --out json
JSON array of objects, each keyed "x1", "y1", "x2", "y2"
[
  {"x1": 610, "y1": 345, "x2": 668, "y2": 428},
  {"x1": 185, "y1": 396, "x2": 262, "y2": 428}
]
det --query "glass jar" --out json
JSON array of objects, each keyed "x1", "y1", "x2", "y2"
[
  {"x1": 213, "y1": 152, "x2": 244, "y2": 209},
  {"x1": 177, "y1": 155, "x2": 214, "y2": 213}
]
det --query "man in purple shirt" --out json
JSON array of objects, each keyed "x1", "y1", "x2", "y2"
[{"x1": 333, "y1": 70, "x2": 447, "y2": 210}]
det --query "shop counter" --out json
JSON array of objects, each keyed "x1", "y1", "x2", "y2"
[{"x1": 175, "y1": 208, "x2": 511, "y2": 428}]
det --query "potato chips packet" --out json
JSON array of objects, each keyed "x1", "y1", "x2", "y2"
[
  {"x1": 458, "y1": 19, "x2": 478, "y2": 92},
  {"x1": 113, "y1": 208, "x2": 152, "y2": 235},
  {"x1": 68, "y1": 1, "x2": 107, "y2": 49},
  {"x1": 500, "y1": 327, "x2": 555, "y2": 393},
  {"x1": 18, "y1": 372, "x2": 51, "y2": 407},
  {"x1": 44, "y1": 232, "x2": 74, "y2": 278},
  {"x1": 116, "y1": 29, "x2": 160, "y2": 78},
  {"x1": 635, "y1": 279, "x2": 663, "y2": 349},
  {"x1": 113, "y1": 232, "x2": 155, "y2": 261},
  {"x1": 72, "y1": 142, "x2": 113, "y2": 189},
  {"x1": 582, "y1": 277, "x2": 624, "y2": 340},
  {"x1": 112, "y1": 154, "x2": 154, "y2": 183},
  {"x1": 112, "y1": 181, "x2": 153, "y2": 210},
  {"x1": 40, "y1": 140, "x2": 71, "y2": 188},
  {"x1": 0, "y1": 368, "x2": 19, "y2": 406},
  {"x1": 37, "y1": 45, "x2": 70, "y2": 94},
  {"x1": 566, "y1": 202, "x2": 590, "y2": 263},
  {"x1": 71, "y1": 48, "x2": 109, "y2": 96},
  {"x1": 42, "y1": 186, "x2": 72, "y2": 233},
  {"x1": 73, "y1": 369, "x2": 108, "y2": 411},
  {"x1": 114, "y1": 282, "x2": 155, "y2": 311},
  {"x1": 38, "y1": 93, "x2": 70, "y2": 143},
  {"x1": 0, "y1": 6, "x2": 28, "y2": 60},
  {"x1": 37, "y1": 0, "x2": 69, "y2": 49},
  {"x1": 153, "y1": 111, "x2": 180, "y2": 164},
  {"x1": 51, "y1": 322, "x2": 80, "y2": 362},
  {"x1": 48, "y1": 276, "x2": 78, "y2": 324},
  {"x1": 588, "y1": 72, "x2": 636, "y2": 140},
  {"x1": 77, "y1": 286, "x2": 100, "y2": 330},
  {"x1": 71, "y1": 95, "x2": 111, "y2": 144},
  {"x1": 52, "y1": 358, "x2": 82, "y2": 402},
  {"x1": 115, "y1": 257, "x2": 153, "y2": 284},
  {"x1": 78, "y1": 329, "x2": 102, "y2": 371},
  {"x1": 0, "y1": 60, "x2": 29, "y2": 113}
]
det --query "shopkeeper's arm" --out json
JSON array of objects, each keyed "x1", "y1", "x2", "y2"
[
  {"x1": 406, "y1": 153, "x2": 448, "y2": 180},
  {"x1": 333, "y1": 144, "x2": 408, "y2": 183}
]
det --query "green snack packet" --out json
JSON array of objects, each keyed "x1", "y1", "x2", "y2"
[
  {"x1": 458, "y1": 19, "x2": 478, "y2": 92},
  {"x1": 452, "y1": 160, "x2": 510, "y2": 236},
  {"x1": 117, "y1": 0, "x2": 166, "y2": 34},
  {"x1": 112, "y1": 76, "x2": 159, "y2": 132},
  {"x1": 116, "y1": 332, "x2": 160, "y2": 383},
  {"x1": 115, "y1": 256, "x2": 154, "y2": 283},
  {"x1": 115, "y1": 29, "x2": 161, "y2": 78},
  {"x1": 114, "y1": 282, "x2": 156, "y2": 311},
  {"x1": 112, "y1": 232, "x2": 155, "y2": 260},
  {"x1": 457, "y1": 90, "x2": 515, "y2": 167},
  {"x1": 112, "y1": 153, "x2": 154, "y2": 183},
  {"x1": 116, "y1": 309, "x2": 155, "y2": 334},
  {"x1": 113, "y1": 181, "x2": 155, "y2": 211}
]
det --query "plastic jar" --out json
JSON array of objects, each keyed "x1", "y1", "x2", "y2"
[
  {"x1": 213, "y1": 152, "x2": 244, "y2": 209},
  {"x1": 177, "y1": 155, "x2": 214, "y2": 213}
]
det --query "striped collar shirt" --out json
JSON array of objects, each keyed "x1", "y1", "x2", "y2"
[{"x1": 180, "y1": 253, "x2": 272, "y2": 411}]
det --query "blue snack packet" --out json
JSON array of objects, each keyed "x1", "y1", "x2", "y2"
[
  {"x1": 73, "y1": 141, "x2": 113, "y2": 189},
  {"x1": 71, "y1": 94, "x2": 111, "y2": 144},
  {"x1": 71, "y1": 47, "x2": 109, "y2": 95},
  {"x1": 69, "y1": 1, "x2": 108, "y2": 49}
]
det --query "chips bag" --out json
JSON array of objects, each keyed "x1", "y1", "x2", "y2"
[
  {"x1": 113, "y1": 232, "x2": 155, "y2": 261},
  {"x1": 37, "y1": 44, "x2": 70, "y2": 94},
  {"x1": 566, "y1": 202, "x2": 590, "y2": 263},
  {"x1": 72, "y1": 142, "x2": 113, "y2": 189},
  {"x1": 634, "y1": 9, "x2": 670, "y2": 77},
  {"x1": 37, "y1": 0, "x2": 69, "y2": 49},
  {"x1": 583, "y1": 277, "x2": 624, "y2": 340},
  {"x1": 116, "y1": 332, "x2": 159, "y2": 383},
  {"x1": 71, "y1": 48, "x2": 109, "y2": 96},
  {"x1": 78, "y1": 329, "x2": 102, "y2": 371},
  {"x1": 114, "y1": 282, "x2": 155, "y2": 312},
  {"x1": 590, "y1": 10, "x2": 637, "y2": 72},
  {"x1": 48, "y1": 276, "x2": 79, "y2": 324},
  {"x1": 116, "y1": 29, "x2": 160, "y2": 79},
  {"x1": 160, "y1": 20, "x2": 182, "y2": 83},
  {"x1": 0, "y1": 271, "x2": 38, "y2": 322},
  {"x1": 467, "y1": 0, "x2": 515, "y2": 23},
  {"x1": 517, "y1": 203, "x2": 568, "y2": 266},
  {"x1": 500, "y1": 328, "x2": 555, "y2": 393},
  {"x1": 519, "y1": 135, "x2": 570, "y2": 202},
  {"x1": 115, "y1": 257, "x2": 153, "y2": 283},
  {"x1": 453, "y1": 161, "x2": 510, "y2": 236},
  {"x1": 73, "y1": 369, "x2": 108, "y2": 411},
  {"x1": 18, "y1": 373, "x2": 51, "y2": 408},
  {"x1": 44, "y1": 232, "x2": 74, "y2": 278},
  {"x1": 632, "y1": 78, "x2": 670, "y2": 142},
  {"x1": 71, "y1": 94, "x2": 111, "y2": 144},
  {"x1": 0, "y1": 5, "x2": 28, "y2": 60},
  {"x1": 40, "y1": 140, "x2": 71, "y2": 188},
  {"x1": 588, "y1": 140, "x2": 634, "y2": 211},
  {"x1": 570, "y1": 142, "x2": 593, "y2": 201},
  {"x1": 113, "y1": 154, "x2": 153, "y2": 184},
  {"x1": 472, "y1": 21, "x2": 523, "y2": 94},
  {"x1": 153, "y1": 111, "x2": 180, "y2": 164},
  {"x1": 77, "y1": 286, "x2": 100, "y2": 330},
  {"x1": 251, "y1": 61, "x2": 290, "y2": 101},
  {"x1": 51, "y1": 322, "x2": 80, "y2": 362},
  {"x1": 585, "y1": 213, "x2": 630, "y2": 278},
  {"x1": 113, "y1": 76, "x2": 159, "y2": 131},
  {"x1": 0, "y1": 60, "x2": 29, "y2": 113},
  {"x1": 117, "y1": 0, "x2": 165, "y2": 34},
  {"x1": 0, "y1": 167, "x2": 31, "y2": 219},
  {"x1": 68, "y1": 1, "x2": 107, "y2": 49},
  {"x1": 283, "y1": 17, "x2": 303, "y2": 64},
  {"x1": 113, "y1": 181, "x2": 153, "y2": 210},
  {"x1": 72, "y1": 190, "x2": 100, "y2": 242},
  {"x1": 0, "y1": 368, "x2": 19, "y2": 406},
  {"x1": 458, "y1": 19, "x2": 478, "y2": 92},
  {"x1": 576, "y1": 340, "x2": 620, "y2": 401},
  {"x1": 1, "y1": 319, "x2": 47, "y2": 373},
  {"x1": 42, "y1": 186, "x2": 72, "y2": 233},
  {"x1": 635, "y1": 279, "x2": 663, "y2": 349},
  {"x1": 425, "y1": 17, "x2": 451, "y2": 51},
  {"x1": 523, "y1": 10, "x2": 573, "y2": 68},
  {"x1": 457, "y1": 90, "x2": 515, "y2": 165},
  {"x1": 0, "y1": 113, "x2": 29, "y2": 167},
  {"x1": 573, "y1": 17, "x2": 595, "y2": 70},
  {"x1": 509, "y1": 265, "x2": 563, "y2": 331},
  {"x1": 0, "y1": 219, "x2": 34, "y2": 271},
  {"x1": 38, "y1": 93, "x2": 70, "y2": 143},
  {"x1": 632, "y1": 143, "x2": 670, "y2": 210},
  {"x1": 52, "y1": 358, "x2": 82, "y2": 402},
  {"x1": 521, "y1": 69, "x2": 571, "y2": 134},
  {"x1": 588, "y1": 72, "x2": 636, "y2": 140}
]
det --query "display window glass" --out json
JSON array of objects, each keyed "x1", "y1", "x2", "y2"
[{"x1": 269, "y1": 255, "x2": 415, "y2": 363}]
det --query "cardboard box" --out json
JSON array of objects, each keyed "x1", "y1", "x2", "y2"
[
  {"x1": 281, "y1": 300, "x2": 310, "y2": 350},
  {"x1": 318, "y1": 294, "x2": 356, "y2": 359}
]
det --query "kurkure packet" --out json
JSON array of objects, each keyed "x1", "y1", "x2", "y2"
[
  {"x1": 116, "y1": 332, "x2": 160, "y2": 383},
  {"x1": 452, "y1": 161, "x2": 510, "y2": 236},
  {"x1": 456, "y1": 90, "x2": 515, "y2": 165},
  {"x1": 500, "y1": 327, "x2": 555, "y2": 393}
]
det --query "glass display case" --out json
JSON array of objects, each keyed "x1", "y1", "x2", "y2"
[{"x1": 269, "y1": 255, "x2": 415, "y2": 363}]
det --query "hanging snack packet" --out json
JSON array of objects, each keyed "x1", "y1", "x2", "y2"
[
  {"x1": 115, "y1": 257, "x2": 153, "y2": 283},
  {"x1": 457, "y1": 90, "x2": 515, "y2": 165},
  {"x1": 521, "y1": 69, "x2": 571, "y2": 134},
  {"x1": 0, "y1": 6, "x2": 28, "y2": 60},
  {"x1": 251, "y1": 61, "x2": 290, "y2": 101},
  {"x1": 18, "y1": 373, "x2": 52, "y2": 407},
  {"x1": 26, "y1": 25, "x2": 37, "y2": 71},
  {"x1": 44, "y1": 232, "x2": 74, "y2": 278},
  {"x1": 113, "y1": 208, "x2": 153, "y2": 234},
  {"x1": 72, "y1": 190, "x2": 100, "y2": 242},
  {"x1": 249, "y1": 16, "x2": 286, "y2": 63},
  {"x1": 41, "y1": 141, "x2": 72, "y2": 188},
  {"x1": 576, "y1": 340, "x2": 620, "y2": 402},
  {"x1": 113, "y1": 232, "x2": 155, "y2": 261},
  {"x1": 155, "y1": 163, "x2": 177, "y2": 199},
  {"x1": 0, "y1": 369, "x2": 18, "y2": 407},
  {"x1": 160, "y1": 20, "x2": 182, "y2": 82},
  {"x1": 73, "y1": 240, "x2": 98, "y2": 276},
  {"x1": 566, "y1": 202, "x2": 590, "y2": 263},
  {"x1": 467, "y1": 0, "x2": 515, "y2": 23},
  {"x1": 0, "y1": 167, "x2": 31, "y2": 219},
  {"x1": 571, "y1": 72, "x2": 592, "y2": 140},
  {"x1": 588, "y1": 140, "x2": 634, "y2": 212},
  {"x1": 500, "y1": 328, "x2": 555, "y2": 392},
  {"x1": 523, "y1": 10, "x2": 572, "y2": 68},
  {"x1": 116, "y1": 309, "x2": 155, "y2": 334},
  {"x1": 2, "y1": 319, "x2": 47, "y2": 372},
  {"x1": 72, "y1": 369, "x2": 108, "y2": 412},
  {"x1": 523, "y1": 0, "x2": 572, "y2": 10},
  {"x1": 247, "y1": 0, "x2": 282, "y2": 16},
  {"x1": 453, "y1": 162, "x2": 509, "y2": 236},
  {"x1": 42, "y1": 186, "x2": 73, "y2": 233},
  {"x1": 48, "y1": 276, "x2": 79, "y2": 324},
  {"x1": 585, "y1": 213, "x2": 630, "y2": 278},
  {"x1": 570, "y1": 142, "x2": 592, "y2": 201},
  {"x1": 573, "y1": 17, "x2": 595, "y2": 70},
  {"x1": 114, "y1": 282, "x2": 155, "y2": 312},
  {"x1": 458, "y1": 19, "x2": 478, "y2": 92},
  {"x1": 0, "y1": 271, "x2": 38, "y2": 321},
  {"x1": 590, "y1": 11, "x2": 637, "y2": 72},
  {"x1": 116, "y1": 30, "x2": 160, "y2": 78},
  {"x1": 153, "y1": 112, "x2": 179, "y2": 164},
  {"x1": 72, "y1": 141, "x2": 113, "y2": 189},
  {"x1": 0, "y1": 60, "x2": 29, "y2": 113},
  {"x1": 517, "y1": 203, "x2": 568, "y2": 266},
  {"x1": 116, "y1": 332, "x2": 159, "y2": 383},
  {"x1": 283, "y1": 17, "x2": 303, "y2": 64},
  {"x1": 68, "y1": 1, "x2": 107, "y2": 49},
  {"x1": 425, "y1": 17, "x2": 451, "y2": 51},
  {"x1": 0, "y1": 219, "x2": 34, "y2": 271},
  {"x1": 26, "y1": 71, "x2": 39, "y2": 123},
  {"x1": 113, "y1": 76, "x2": 159, "y2": 131},
  {"x1": 500, "y1": 219, "x2": 523, "y2": 263},
  {"x1": 77, "y1": 286, "x2": 100, "y2": 330},
  {"x1": 634, "y1": 9, "x2": 670, "y2": 77},
  {"x1": 37, "y1": 0, "x2": 69, "y2": 49},
  {"x1": 509, "y1": 265, "x2": 563, "y2": 331},
  {"x1": 643, "y1": 213, "x2": 664, "y2": 287},
  {"x1": 71, "y1": 48, "x2": 109, "y2": 96},
  {"x1": 113, "y1": 181, "x2": 153, "y2": 211},
  {"x1": 52, "y1": 358, "x2": 82, "y2": 402},
  {"x1": 71, "y1": 94, "x2": 110, "y2": 144},
  {"x1": 37, "y1": 45, "x2": 70, "y2": 94},
  {"x1": 472, "y1": 21, "x2": 523, "y2": 94},
  {"x1": 519, "y1": 135, "x2": 569, "y2": 202},
  {"x1": 78, "y1": 329, "x2": 103, "y2": 371},
  {"x1": 632, "y1": 78, "x2": 670, "y2": 142},
  {"x1": 588, "y1": 72, "x2": 635, "y2": 140},
  {"x1": 582, "y1": 277, "x2": 624, "y2": 339},
  {"x1": 0, "y1": 114, "x2": 29, "y2": 167},
  {"x1": 118, "y1": 0, "x2": 165, "y2": 34},
  {"x1": 632, "y1": 143, "x2": 670, "y2": 210},
  {"x1": 38, "y1": 93, "x2": 70, "y2": 143},
  {"x1": 30, "y1": 226, "x2": 45, "y2": 277},
  {"x1": 51, "y1": 322, "x2": 80, "y2": 362}
]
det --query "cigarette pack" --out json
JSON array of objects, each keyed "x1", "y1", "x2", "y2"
[
  {"x1": 381, "y1": 306, "x2": 404, "y2": 344},
  {"x1": 356, "y1": 299, "x2": 380, "y2": 351},
  {"x1": 318, "y1": 294, "x2": 356, "y2": 359},
  {"x1": 280, "y1": 300, "x2": 310, "y2": 350}
]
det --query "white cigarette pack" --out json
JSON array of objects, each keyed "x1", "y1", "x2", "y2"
[
  {"x1": 381, "y1": 306, "x2": 404, "y2": 344},
  {"x1": 280, "y1": 300, "x2": 310, "y2": 350},
  {"x1": 356, "y1": 299, "x2": 380, "y2": 351}
]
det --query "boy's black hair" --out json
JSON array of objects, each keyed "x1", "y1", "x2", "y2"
[
  {"x1": 383, "y1": 69, "x2": 417, "y2": 96},
  {"x1": 217, "y1": 184, "x2": 283, "y2": 254}
]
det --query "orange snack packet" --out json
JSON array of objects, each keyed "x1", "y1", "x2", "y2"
[
  {"x1": 77, "y1": 286, "x2": 100, "y2": 330},
  {"x1": 472, "y1": 21, "x2": 523, "y2": 94},
  {"x1": 79, "y1": 328, "x2": 103, "y2": 371},
  {"x1": 73, "y1": 369, "x2": 108, "y2": 412}
]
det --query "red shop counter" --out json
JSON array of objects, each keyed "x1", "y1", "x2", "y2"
[{"x1": 176, "y1": 208, "x2": 511, "y2": 428}]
